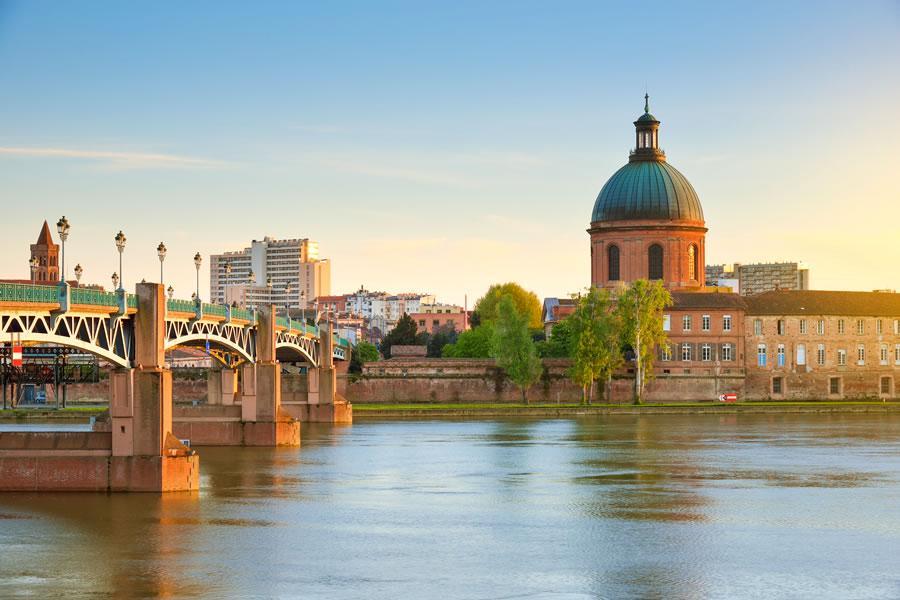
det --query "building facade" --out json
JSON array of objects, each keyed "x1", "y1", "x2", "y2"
[
  {"x1": 30, "y1": 221, "x2": 59, "y2": 283},
  {"x1": 707, "y1": 262, "x2": 810, "y2": 296},
  {"x1": 209, "y1": 237, "x2": 330, "y2": 310}
]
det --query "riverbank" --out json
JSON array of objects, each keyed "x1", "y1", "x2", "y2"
[{"x1": 353, "y1": 401, "x2": 900, "y2": 418}]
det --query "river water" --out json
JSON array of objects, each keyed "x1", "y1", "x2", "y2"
[{"x1": 2, "y1": 414, "x2": 900, "y2": 599}]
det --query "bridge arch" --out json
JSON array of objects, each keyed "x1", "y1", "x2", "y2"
[{"x1": 0, "y1": 312, "x2": 133, "y2": 368}]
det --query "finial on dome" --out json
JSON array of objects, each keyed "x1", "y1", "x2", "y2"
[{"x1": 644, "y1": 93, "x2": 650, "y2": 114}]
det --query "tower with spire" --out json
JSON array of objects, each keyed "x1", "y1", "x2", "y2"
[{"x1": 30, "y1": 221, "x2": 60, "y2": 283}]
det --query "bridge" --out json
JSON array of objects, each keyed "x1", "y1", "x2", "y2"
[{"x1": 0, "y1": 281, "x2": 353, "y2": 493}]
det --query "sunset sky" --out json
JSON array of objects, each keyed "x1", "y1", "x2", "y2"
[{"x1": 1, "y1": 1, "x2": 898, "y2": 305}]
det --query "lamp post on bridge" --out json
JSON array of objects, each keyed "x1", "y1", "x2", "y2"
[
  {"x1": 29, "y1": 257, "x2": 39, "y2": 284},
  {"x1": 247, "y1": 268, "x2": 255, "y2": 310},
  {"x1": 111, "y1": 272, "x2": 119, "y2": 290},
  {"x1": 167, "y1": 285, "x2": 174, "y2": 301},
  {"x1": 114, "y1": 231, "x2": 126, "y2": 291},
  {"x1": 193, "y1": 252, "x2": 202, "y2": 304},
  {"x1": 74, "y1": 264, "x2": 83, "y2": 287},
  {"x1": 157, "y1": 242, "x2": 167, "y2": 284},
  {"x1": 56, "y1": 216, "x2": 70, "y2": 283}
]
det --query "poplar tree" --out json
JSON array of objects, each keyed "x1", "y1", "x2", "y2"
[
  {"x1": 568, "y1": 287, "x2": 622, "y2": 404},
  {"x1": 492, "y1": 295, "x2": 543, "y2": 404},
  {"x1": 615, "y1": 279, "x2": 672, "y2": 404}
]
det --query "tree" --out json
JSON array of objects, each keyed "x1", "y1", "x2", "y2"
[
  {"x1": 475, "y1": 283, "x2": 542, "y2": 330},
  {"x1": 349, "y1": 341, "x2": 380, "y2": 373},
  {"x1": 380, "y1": 313, "x2": 418, "y2": 358},
  {"x1": 492, "y1": 295, "x2": 543, "y2": 404},
  {"x1": 614, "y1": 279, "x2": 672, "y2": 404},
  {"x1": 442, "y1": 323, "x2": 495, "y2": 358},
  {"x1": 567, "y1": 287, "x2": 622, "y2": 404},
  {"x1": 427, "y1": 324, "x2": 458, "y2": 358},
  {"x1": 537, "y1": 319, "x2": 575, "y2": 358}
]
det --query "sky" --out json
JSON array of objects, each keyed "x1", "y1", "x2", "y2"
[{"x1": 1, "y1": 1, "x2": 899, "y2": 305}]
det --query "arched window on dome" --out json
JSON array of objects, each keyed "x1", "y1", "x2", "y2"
[
  {"x1": 648, "y1": 244, "x2": 663, "y2": 280},
  {"x1": 688, "y1": 244, "x2": 698, "y2": 281},
  {"x1": 608, "y1": 245, "x2": 620, "y2": 281}
]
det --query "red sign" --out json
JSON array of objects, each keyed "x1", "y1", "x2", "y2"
[
  {"x1": 11, "y1": 344, "x2": 23, "y2": 367},
  {"x1": 719, "y1": 393, "x2": 738, "y2": 403}
]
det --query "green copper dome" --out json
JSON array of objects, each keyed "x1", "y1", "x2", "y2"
[{"x1": 591, "y1": 159, "x2": 704, "y2": 222}]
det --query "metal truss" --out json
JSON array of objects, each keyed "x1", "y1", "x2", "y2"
[
  {"x1": 0, "y1": 312, "x2": 133, "y2": 368},
  {"x1": 275, "y1": 329, "x2": 319, "y2": 366},
  {"x1": 165, "y1": 318, "x2": 256, "y2": 364}
]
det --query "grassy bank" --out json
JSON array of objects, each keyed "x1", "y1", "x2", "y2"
[
  {"x1": 0, "y1": 406, "x2": 107, "y2": 421},
  {"x1": 353, "y1": 401, "x2": 900, "y2": 418}
]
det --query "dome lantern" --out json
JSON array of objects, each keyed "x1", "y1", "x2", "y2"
[{"x1": 632, "y1": 93, "x2": 664, "y2": 161}]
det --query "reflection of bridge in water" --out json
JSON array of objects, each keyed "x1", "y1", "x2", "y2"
[{"x1": 0, "y1": 282, "x2": 352, "y2": 493}]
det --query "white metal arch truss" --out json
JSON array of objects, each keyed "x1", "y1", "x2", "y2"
[
  {"x1": 0, "y1": 312, "x2": 133, "y2": 368},
  {"x1": 165, "y1": 319, "x2": 256, "y2": 364},
  {"x1": 275, "y1": 329, "x2": 319, "y2": 366}
]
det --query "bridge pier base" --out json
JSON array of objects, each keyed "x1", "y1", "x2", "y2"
[{"x1": 206, "y1": 368, "x2": 236, "y2": 405}]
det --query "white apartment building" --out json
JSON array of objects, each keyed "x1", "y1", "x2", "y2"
[{"x1": 210, "y1": 237, "x2": 331, "y2": 311}]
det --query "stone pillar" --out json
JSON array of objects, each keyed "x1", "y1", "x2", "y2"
[
  {"x1": 318, "y1": 320, "x2": 336, "y2": 405},
  {"x1": 206, "y1": 368, "x2": 236, "y2": 405},
  {"x1": 242, "y1": 305, "x2": 298, "y2": 446},
  {"x1": 110, "y1": 282, "x2": 199, "y2": 492}
]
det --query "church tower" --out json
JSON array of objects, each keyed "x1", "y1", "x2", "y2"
[{"x1": 30, "y1": 221, "x2": 60, "y2": 283}]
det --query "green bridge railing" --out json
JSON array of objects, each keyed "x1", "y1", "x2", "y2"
[{"x1": 0, "y1": 283, "x2": 58, "y2": 303}]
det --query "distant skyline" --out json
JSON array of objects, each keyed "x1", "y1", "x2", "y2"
[{"x1": 1, "y1": 1, "x2": 899, "y2": 305}]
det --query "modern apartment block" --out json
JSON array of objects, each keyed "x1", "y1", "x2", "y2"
[
  {"x1": 706, "y1": 262, "x2": 809, "y2": 296},
  {"x1": 209, "y1": 237, "x2": 331, "y2": 310}
]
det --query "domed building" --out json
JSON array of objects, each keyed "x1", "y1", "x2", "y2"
[{"x1": 589, "y1": 96, "x2": 707, "y2": 291}]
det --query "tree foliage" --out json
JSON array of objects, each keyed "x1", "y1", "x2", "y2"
[
  {"x1": 349, "y1": 341, "x2": 380, "y2": 373},
  {"x1": 475, "y1": 282, "x2": 542, "y2": 330},
  {"x1": 536, "y1": 318, "x2": 574, "y2": 358},
  {"x1": 567, "y1": 287, "x2": 622, "y2": 404},
  {"x1": 441, "y1": 322, "x2": 495, "y2": 358},
  {"x1": 614, "y1": 279, "x2": 672, "y2": 404},
  {"x1": 427, "y1": 325, "x2": 459, "y2": 358},
  {"x1": 380, "y1": 313, "x2": 418, "y2": 359},
  {"x1": 491, "y1": 295, "x2": 543, "y2": 403}
]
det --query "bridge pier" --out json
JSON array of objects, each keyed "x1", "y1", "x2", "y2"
[
  {"x1": 206, "y1": 368, "x2": 236, "y2": 405},
  {"x1": 282, "y1": 321, "x2": 352, "y2": 424}
]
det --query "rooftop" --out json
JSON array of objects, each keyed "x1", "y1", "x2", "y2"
[{"x1": 745, "y1": 290, "x2": 900, "y2": 317}]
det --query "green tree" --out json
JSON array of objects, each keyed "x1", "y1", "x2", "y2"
[
  {"x1": 537, "y1": 319, "x2": 575, "y2": 358},
  {"x1": 349, "y1": 341, "x2": 380, "y2": 373},
  {"x1": 492, "y1": 295, "x2": 543, "y2": 404},
  {"x1": 567, "y1": 288, "x2": 622, "y2": 404},
  {"x1": 475, "y1": 283, "x2": 542, "y2": 330},
  {"x1": 441, "y1": 323, "x2": 495, "y2": 358},
  {"x1": 380, "y1": 313, "x2": 418, "y2": 358},
  {"x1": 615, "y1": 279, "x2": 672, "y2": 404},
  {"x1": 427, "y1": 324, "x2": 459, "y2": 358}
]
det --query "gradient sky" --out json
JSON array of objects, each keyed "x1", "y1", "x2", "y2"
[{"x1": 1, "y1": 1, "x2": 898, "y2": 305}]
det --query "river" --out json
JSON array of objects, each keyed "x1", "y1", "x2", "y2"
[{"x1": 2, "y1": 414, "x2": 900, "y2": 599}]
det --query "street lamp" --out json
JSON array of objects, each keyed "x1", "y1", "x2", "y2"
[
  {"x1": 29, "y1": 257, "x2": 39, "y2": 284},
  {"x1": 56, "y1": 216, "x2": 70, "y2": 283},
  {"x1": 74, "y1": 264, "x2": 83, "y2": 287},
  {"x1": 193, "y1": 252, "x2": 202, "y2": 302},
  {"x1": 157, "y1": 242, "x2": 167, "y2": 283},
  {"x1": 284, "y1": 280, "x2": 292, "y2": 310},
  {"x1": 114, "y1": 230, "x2": 126, "y2": 291},
  {"x1": 111, "y1": 272, "x2": 119, "y2": 290},
  {"x1": 167, "y1": 285, "x2": 174, "y2": 300}
]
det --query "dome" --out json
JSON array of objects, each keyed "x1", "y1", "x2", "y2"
[
  {"x1": 635, "y1": 112, "x2": 658, "y2": 123},
  {"x1": 591, "y1": 159, "x2": 704, "y2": 222}
]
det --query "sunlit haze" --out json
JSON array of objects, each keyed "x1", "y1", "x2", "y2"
[{"x1": 1, "y1": 1, "x2": 898, "y2": 304}]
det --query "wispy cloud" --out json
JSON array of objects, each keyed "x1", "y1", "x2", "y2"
[{"x1": 0, "y1": 146, "x2": 225, "y2": 170}]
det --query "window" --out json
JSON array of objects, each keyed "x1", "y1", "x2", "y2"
[
  {"x1": 881, "y1": 377, "x2": 892, "y2": 396},
  {"x1": 701, "y1": 343, "x2": 712, "y2": 361},
  {"x1": 682, "y1": 315, "x2": 692, "y2": 331},
  {"x1": 896, "y1": 344, "x2": 900, "y2": 364},
  {"x1": 876, "y1": 319, "x2": 883, "y2": 335},
  {"x1": 772, "y1": 376, "x2": 783, "y2": 395},
  {"x1": 702, "y1": 315, "x2": 710, "y2": 331},
  {"x1": 777, "y1": 344, "x2": 785, "y2": 367},
  {"x1": 817, "y1": 344, "x2": 825, "y2": 366},
  {"x1": 432, "y1": 319, "x2": 440, "y2": 327},
  {"x1": 838, "y1": 349, "x2": 847, "y2": 366},
  {"x1": 663, "y1": 314, "x2": 671, "y2": 331},
  {"x1": 895, "y1": 319, "x2": 900, "y2": 335},
  {"x1": 757, "y1": 344, "x2": 767, "y2": 367},
  {"x1": 648, "y1": 244, "x2": 664, "y2": 280},
  {"x1": 797, "y1": 344, "x2": 806, "y2": 365},
  {"x1": 838, "y1": 319, "x2": 845, "y2": 334},
  {"x1": 830, "y1": 377, "x2": 841, "y2": 396},
  {"x1": 799, "y1": 319, "x2": 807, "y2": 334},
  {"x1": 607, "y1": 245, "x2": 620, "y2": 281},
  {"x1": 418, "y1": 320, "x2": 425, "y2": 327},
  {"x1": 722, "y1": 344, "x2": 733, "y2": 361},
  {"x1": 723, "y1": 315, "x2": 732, "y2": 332},
  {"x1": 661, "y1": 344, "x2": 672, "y2": 361},
  {"x1": 857, "y1": 319, "x2": 865, "y2": 335},
  {"x1": 777, "y1": 319, "x2": 786, "y2": 335},
  {"x1": 681, "y1": 343, "x2": 692, "y2": 362},
  {"x1": 880, "y1": 344, "x2": 889, "y2": 365},
  {"x1": 688, "y1": 244, "x2": 698, "y2": 281},
  {"x1": 754, "y1": 319, "x2": 762, "y2": 335},
  {"x1": 857, "y1": 344, "x2": 866, "y2": 365},
  {"x1": 817, "y1": 320, "x2": 825, "y2": 335}
]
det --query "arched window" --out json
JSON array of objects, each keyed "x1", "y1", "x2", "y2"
[
  {"x1": 688, "y1": 244, "x2": 697, "y2": 281},
  {"x1": 648, "y1": 244, "x2": 663, "y2": 280},
  {"x1": 607, "y1": 245, "x2": 620, "y2": 281}
]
